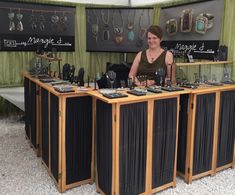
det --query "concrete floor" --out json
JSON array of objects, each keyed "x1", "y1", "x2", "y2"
[{"x1": 0, "y1": 117, "x2": 234, "y2": 195}]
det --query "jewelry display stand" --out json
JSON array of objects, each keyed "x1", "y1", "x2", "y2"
[{"x1": 36, "y1": 54, "x2": 62, "y2": 79}]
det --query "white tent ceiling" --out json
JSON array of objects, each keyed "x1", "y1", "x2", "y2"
[{"x1": 55, "y1": 0, "x2": 172, "y2": 6}]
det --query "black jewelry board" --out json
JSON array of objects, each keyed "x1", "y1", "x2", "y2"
[
  {"x1": 86, "y1": 8, "x2": 153, "y2": 53},
  {"x1": 0, "y1": 1, "x2": 75, "y2": 51},
  {"x1": 159, "y1": 0, "x2": 224, "y2": 60}
]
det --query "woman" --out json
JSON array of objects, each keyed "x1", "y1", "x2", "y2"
[{"x1": 129, "y1": 25, "x2": 176, "y2": 86}]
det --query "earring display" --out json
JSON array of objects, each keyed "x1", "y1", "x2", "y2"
[
  {"x1": 180, "y1": 9, "x2": 193, "y2": 33},
  {"x1": 195, "y1": 14, "x2": 208, "y2": 34},
  {"x1": 112, "y1": 10, "x2": 124, "y2": 45},
  {"x1": 8, "y1": 10, "x2": 15, "y2": 31},
  {"x1": 166, "y1": 19, "x2": 177, "y2": 36}
]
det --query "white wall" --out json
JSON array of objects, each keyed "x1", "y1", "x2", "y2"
[
  {"x1": 58, "y1": 0, "x2": 129, "y2": 5},
  {"x1": 55, "y1": 0, "x2": 172, "y2": 6},
  {"x1": 131, "y1": 0, "x2": 171, "y2": 6}
]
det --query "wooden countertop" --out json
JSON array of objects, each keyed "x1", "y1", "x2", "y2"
[{"x1": 22, "y1": 71, "x2": 235, "y2": 102}]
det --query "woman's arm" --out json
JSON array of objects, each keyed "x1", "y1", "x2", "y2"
[
  {"x1": 129, "y1": 51, "x2": 142, "y2": 79},
  {"x1": 128, "y1": 51, "x2": 143, "y2": 86},
  {"x1": 165, "y1": 51, "x2": 176, "y2": 84}
]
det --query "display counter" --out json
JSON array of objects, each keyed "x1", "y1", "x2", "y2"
[
  {"x1": 177, "y1": 84, "x2": 235, "y2": 183},
  {"x1": 23, "y1": 72, "x2": 94, "y2": 192},
  {"x1": 23, "y1": 71, "x2": 235, "y2": 194},
  {"x1": 87, "y1": 89, "x2": 189, "y2": 195}
]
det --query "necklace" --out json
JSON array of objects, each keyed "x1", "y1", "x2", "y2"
[
  {"x1": 101, "y1": 9, "x2": 109, "y2": 27},
  {"x1": 136, "y1": 9, "x2": 150, "y2": 47},
  {"x1": 127, "y1": 10, "x2": 135, "y2": 30},
  {"x1": 127, "y1": 10, "x2": 136, "y2": 41},
  {"x1": 112, "y1": 10, "x2": 124, "y2": 45},
  {"x1": 101, "y1": 9, "x2": 110, "y2": 41},
  {"x1": 88, "y1": 10, "x2": 99, "y2": 42},
  {"x1": 148, "y1": 50, "x2": 157, "y2": 62},
  {"x1": 148, "y1": 48, "x2": 163, "y2": 63}
]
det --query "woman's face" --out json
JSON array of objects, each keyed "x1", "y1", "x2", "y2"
[{"x1": 147, "y1": 32, "x2": 161, "y2": 49}]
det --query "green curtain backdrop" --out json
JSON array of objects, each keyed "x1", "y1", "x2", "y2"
[{"x1": 0, "y1": 0, "x2": 234, "y2": 86}]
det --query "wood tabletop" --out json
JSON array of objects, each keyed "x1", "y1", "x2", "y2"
[{"x1": 22, "y1": 71, "x2": 235, "y2": 102}]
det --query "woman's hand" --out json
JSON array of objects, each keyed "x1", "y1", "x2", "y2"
[{"x1": 135, "y1": 79, "x2": 155, "y2": 87}]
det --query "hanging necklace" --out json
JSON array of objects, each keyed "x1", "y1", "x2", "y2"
[
  {"x1": 88, "y1": 10, "x2": 99, "y2": 42},
  {"x1": 101, "y1": 9, "x2": 109, "y2": 28},
  {"x1": 127, "y1": 10, "x2": 136, "y2": 41},
  {"x1": 101, "y1": 9, "x2": 110, "y2": 41},
  {"x1": 136, "y1": 9, "x2": 150, "y2": 47},
  {"x1": 112, "y1": 10, "x2": 124, "y2": 45}
]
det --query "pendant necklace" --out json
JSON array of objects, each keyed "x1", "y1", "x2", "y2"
[
  {"x1": 88, "y1": 10, "x2": 99, "y2": 42},
  {"x1": 136, "y1": 9, "x2": 150, "y2": 47},
  {"x1": 127, "y1": 10, "x2": 136, "y2": 41},
  {"x1": 112, "y1": 10, "x2": 124, "y2": 45},
  {"x1": 101, "y1": 9, "x2": 110, "y2": 41}
]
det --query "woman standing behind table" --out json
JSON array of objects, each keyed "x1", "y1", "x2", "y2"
[{"x1": 129, "y1": 25, "x2": 176, "y2": 86}]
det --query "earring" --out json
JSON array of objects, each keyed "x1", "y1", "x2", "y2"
[
  {"x1": 39, "y1": 12, "x2": 45, "y2": 31},
  {"x1": 8, "y1": 9, "x2": 15, "y2": 31},
  {"x1": 30, "y1": 10, "x2": 37, "y2": 30},
  {"x1": 16, "y1": 9, "x2": 23, "y2": 31},
  {"x1": 51, "y1": 11, "x2": 59, "y2": 31}
]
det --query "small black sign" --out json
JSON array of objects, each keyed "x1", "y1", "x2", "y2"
[{"x1": 161, "y1": 40, "x2": 219, "y2": 60}]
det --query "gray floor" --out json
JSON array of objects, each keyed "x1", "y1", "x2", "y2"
[{"x1": 0, "y1": 117, "x2": 234, "y2": 195}]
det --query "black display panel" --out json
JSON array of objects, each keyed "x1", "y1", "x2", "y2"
[
  {"x1": 86, "y1": 8, "x2": 153, "y2": 53},
  {"x1": 0, "y1": 1, "x2": 75, "y2": 51},
  {"x1": 160, "y1": 0, "x2": 224, "y2": 59}
]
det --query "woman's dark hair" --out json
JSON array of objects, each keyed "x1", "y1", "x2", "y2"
[{"x1": 147, "y1": 25, "x2": 163, "y2": 39}]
